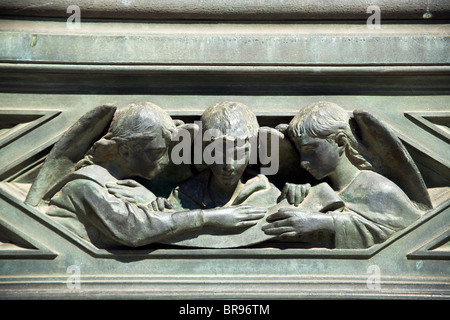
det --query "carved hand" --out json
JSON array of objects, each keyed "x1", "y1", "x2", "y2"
[
  {"x1": 106, "y1": 179, "x2": 157, "y2": 205},
  {"x1": 203, "y1": 205, "x2": 266, "y2": 230},
  {"x1": 149, "y1": 197, "x2": 173, "y2": 211},
  {"x1": 279, "y1": 183, "x2": 311, "y2": 206},
  {"x1": 262, "y1": 208, "x2": 334, "y2": 239}
]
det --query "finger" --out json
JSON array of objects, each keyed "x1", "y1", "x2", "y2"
[
  {"x1": 108, "y1": 189, "x2": 130, "y2": 197},
  {"x1": 106, "y1": 185, "x2": 137, "y2": 195},
  {"x1": 266, "y1": 212, "x2": 284, "y2": 223},
  {"x1": 235, "y1": 205, "x2": 252, "y2": 209},
  {"x1": 304, "y1": 183, "x2": 311, "y2": 197},
  {"x1": 116, "y1": 195, "x2": 137, "y2": 203},
  {"x1": 109, "y1": 192, "x2": 122, "y2": 198},
  {"x1": 106, "y1": 184, "x2": 127, "y2": 191},
  {"x1": 244, "y1": 208, "x2": 267, "y2": 214},
  {"x1": 301, "y1": 184, "x2": 311, "y2": 200},
  {"x1": 287, "y1": 188, "x2": 295, "y2": 205},
  {"x1": 235, "y1": 206, "x2": 265, "y2": 215},
  {"x1": 266, "y1": 209, "x2": 292, "y2": 222},
  {"x1": 240, "y1": 212, "x2": 266, "y2": 221},
  {"x1": 157, "y1": 197, "x2": 165, "y2": 211},
  {"x1": 151, "y1": 201, "x2": 159, "y2": 211},
  {"x1": 111, "y1": 190, "x2": 133, "y2": 198},
  {"x1": 236, "y1": 221, "x2": 258, "y2": 228},
  {"x1": 164, "y1": 199, "x2": 174, "y2": 209},
  {"x1": 107, "y1": 187, "x2": 119, "y2": 194},
  {"x1": 294, "y1": 185, "x2": 302, "y2": 206},
  {"x1": 106, "y1": 185, "x2": 130, "y2": 193},
  {"x1": 116, "y1": 179, "x2": 140, "y2": 187},
  {"x1": 124, "y1": 197, "x2": 138, "y2": 203},
  {"x1": 280, "y1": 184, "x2": 289, "y2": 198},
  {"x1": 276, "y1": 231, "x2": 299, "y2": 240},
  {"x1": 262, "y1": 225, "x2": 295, "y2": 235}
]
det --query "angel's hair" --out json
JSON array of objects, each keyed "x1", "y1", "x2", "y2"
[
  {"x1": 77, "y1": 102, "x2": 175, "y2": 168},
  {"x1": 201, "y1": 101, "x2": 259, "y2": 141},
  {"x1": 105, "y1": 102, "x2": 175, "y2": 142},
  {"x1": 288, "y1": 101, "x2": 373, "y2": 170}
]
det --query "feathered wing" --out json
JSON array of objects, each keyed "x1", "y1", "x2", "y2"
[
  {"x1": 25, "y1": 104, "x2": 117, "y2": 206},
  {"x1": 352, "y1": 110, "x2": 432, "y2": 211}
]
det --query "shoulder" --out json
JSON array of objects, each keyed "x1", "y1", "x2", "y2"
[
  {"x1": 72, "y1": 165, "x2": 117, "y2": 186},
  {"x1": 344, "y1": 170, "x2": 418, "y2": 211},
  {"x1": 46, "y1": 165, "x2": 114, "y2": 200},
  {"x1": 351, "y1": 170, "x2": 404, "y2": 194}
]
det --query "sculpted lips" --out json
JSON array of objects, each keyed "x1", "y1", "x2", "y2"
[{"x1": 221, "y1": 172, "x2": 235, "y2": 177}]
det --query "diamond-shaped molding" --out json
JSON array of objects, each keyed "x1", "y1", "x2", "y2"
[
  {"x1": 0, "y1": 109, "x2": 61, "y2": 182},
  {"x1": 405, "y1": 111, "x2": 450, "y2": 144},
  {"x1": 0, "y1": 109, "x2": 61, "y2": 149},
  {"x1": 407, "y1": 229, "x2": 450, "y2": 260},
  {"x1": 0, "y1": 216, "x2": 57, "y2": 259}
]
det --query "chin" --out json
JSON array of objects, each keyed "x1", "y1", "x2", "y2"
[
  {"x1": 221, "y1": 177, "x2": 239, "y2": 186},
  {"x1": 142, "y1": 170, "x2": 159, "y2": 180},
  {"x1": 222, "y1": 180, "x2": 234, "y2": 186},
  {"x1": 308, "y1": 170, "x2": 325, "y2": 180}
]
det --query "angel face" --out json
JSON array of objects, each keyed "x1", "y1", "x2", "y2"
[
  {"x1": 122, "y1": 135, "x2": 170, "y2": 180},
  {"x1": 293, "y1": 134, "x2": 340, "y2": 180},
  {"x1": 209, "y1": 139, "x2": 250, "y2": 188}
]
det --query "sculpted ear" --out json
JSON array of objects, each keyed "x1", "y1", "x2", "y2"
[
  {"x1": 171, "y1": 122, "x2": 199, "y2": 144},
  {"x1": 117, "y1": 143, "x2": 131, "y2": 160},
  {"x1": 335, "y1": 133, "x2": 348, "y2": 155}
]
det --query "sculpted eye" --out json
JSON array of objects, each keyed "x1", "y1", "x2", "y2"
[
  {"x1": 147, "y1": 148, "x2": 166, "y2": 158},
  {"x1": 301, "y1": 145, "x2": 315, "y2": 154}
]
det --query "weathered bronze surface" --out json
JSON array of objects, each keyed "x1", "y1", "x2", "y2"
[{"x1": 0, "y1": 2, "x2": 448, "y2": 299}]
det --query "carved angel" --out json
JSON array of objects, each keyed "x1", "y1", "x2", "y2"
[{"x1": 261, "y1": 101, "x2": 430, "y2": 249}]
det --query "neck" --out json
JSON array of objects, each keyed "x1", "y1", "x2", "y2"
[
  {"x1": 328, "y1": 156, "x2": 360, "y2": 191},
  {"x1": 99, "y1": 159, "x2": 130, "y2": 180},
  {"x1": 210, "y1": 175, "x2": 242, "y2": 202}
]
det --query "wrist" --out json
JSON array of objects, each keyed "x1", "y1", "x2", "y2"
[
  {"x1": 198, "y1": 209, "x2": 208, "y2": 227},
  {"x1": 320, "y1": 214, "x2": 335, "y2": 233},
  {"x1": 171, "y1": 210, "x2": 205, "y2": 233}
]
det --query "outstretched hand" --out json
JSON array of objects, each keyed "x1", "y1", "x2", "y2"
[
  {"x1": 203, "y1": 205, "x2": 267, "y2": 231},
  {"x1": 262, "y1": 208, "x2": 334, "y2": 239}
]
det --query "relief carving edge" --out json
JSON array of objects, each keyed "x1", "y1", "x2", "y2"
[{"x1": 22, "y1": 100, "x2": 432, "y2": 251}]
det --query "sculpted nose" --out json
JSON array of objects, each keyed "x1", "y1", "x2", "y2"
[{"x1": 160, "y1": 154, "x2": 170, "y2": 167}]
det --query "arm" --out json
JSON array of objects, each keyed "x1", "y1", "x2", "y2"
[
  {"x1": 262, "y1": 205, "x2": 412, "y2": 249},
  {"x1": 262, "y1": 207, "x2": 395, "y2": 248},
  {"x1": 329, "y1": 211, "x2": 396, "y2": 249},
  {"x1": 67, "y1": 180, "x2": 266, "y2": 247},
  {"x1": 67, "y1": 180, "x2": 205, "y2": 247}
]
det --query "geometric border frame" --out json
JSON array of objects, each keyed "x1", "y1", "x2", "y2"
[
  {"x1": 0, "y1": 182, "x2": 448, "y2": 260},
  {"x1": 407, "y1": 228, "x2": 450, "y2": 260},
  {"x1": 0, "y1": 215, "x2": 57, "y2": 259}
]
